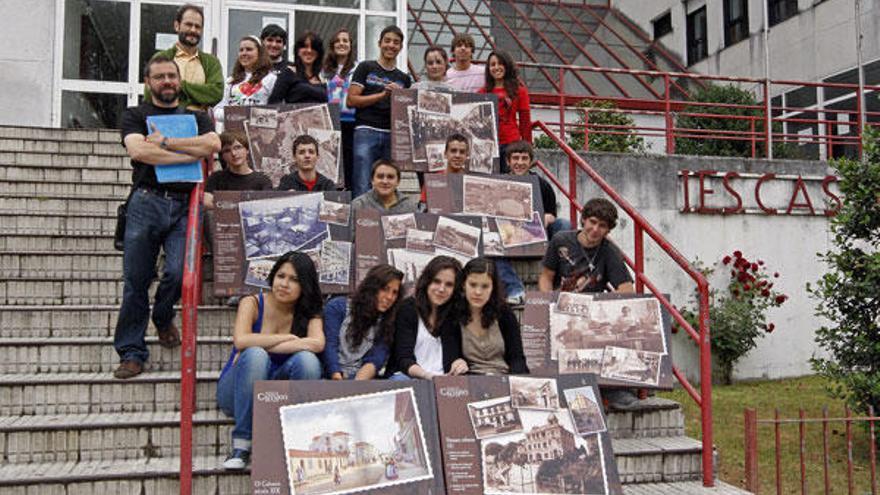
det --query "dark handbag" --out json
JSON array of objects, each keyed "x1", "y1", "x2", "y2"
[{"x1": 114, "y1": 189, "x2": 134, "y2": 251}]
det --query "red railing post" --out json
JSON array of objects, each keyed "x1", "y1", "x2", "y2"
[
  {"x1": 750, "y1": 118, "x2": 757, "y2": 158},
  {"x1": 179, "y1": 159, "x2": 208, "y2": 495},
  {"x1": 583, "y1": 109, "x2": 590, "y2": 152},
  {"x1": 633, "y1": 223, "x2": 644, "y2": 293},
  {"x1": 744, "y1": 408, "x2": 759, "y2": 493},
  {"x1": 698, "y1": 280, "x2": 714, "y2": 487},
  {"x1": 664, "y1": 73, "x2": 675, "y2": 155}
]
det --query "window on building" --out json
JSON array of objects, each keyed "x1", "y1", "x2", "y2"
[
  {"x1": 769, "y1": 0, "x2": 798, "y2": 26},
  {"x1": 652, "y1": 11, "x2": 672, "y2": 40},
  {"x1": 723, "y1": 0, "x2": 749, "y2": 47},
  {"x1": 686, "y1": 6, "x2": 708, "y2": 65}
]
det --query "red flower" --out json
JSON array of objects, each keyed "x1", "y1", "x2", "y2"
[
  {"x1": 743, "y1": 284, "x2": 751, "y2": 291},
  {"x1": 774, "y1": 272, "x2": 780, "y2": 278},
  {"x1": 766, "y1": 323, "x2": 775, "y2": 333},
  {"x1": 758, "y1": 260, "x2": 765, "y2": 266},
  {"x1": 722, "y1": 256, "x2": 732, "y2": 265},
  {"x1": 775, "y1": 295, "x2": 787, "y2": 304},
  {"x1": 768, "y1": 282, "x2": 774, "y2": 289},
  {"x1": 730, "y1": 270, "x2": 737, "y2": 277},
  {"x1": 761, "y1": 289, "x2": 770, "y2": 297},
  {"x1": 732, "y1": 289, "x2": 740, "y2": 298},
  {"x1": 733, "y1": 250, "x2": 743, "y2": 258},
  {"x1": 737, "y1": 273, "x2": 749, "y2": 283},
  {"x1": 751, "y1": 263, "x2": 759, "y2": 272},
  {"x1": 758, "y1": 280, "x2": 767, "y2": 287}
]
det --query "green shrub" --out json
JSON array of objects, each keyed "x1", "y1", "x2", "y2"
[{"x1": 533, "y1": 99, "x2": 645, "y2": 154}]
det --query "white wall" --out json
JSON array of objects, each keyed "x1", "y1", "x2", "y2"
[
  {"x1": 537, "y1": 149, "x2": 836, "y2": 382},
  {"x1": 611, "y1": 0, "x2": 880, "y2": 87},
  {"x1": 0, "y1": 0, "x2": 56, "y2": 127}
]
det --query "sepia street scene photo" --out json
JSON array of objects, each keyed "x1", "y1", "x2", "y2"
[
  {"x1": 562, "y1": 386, "x2": 606, "y2": 435},
  {"x1": 509, "y1": 377, "x2": 560, "y2": 410},
  {"x1": 382, "y1": 213, "x2": 418, "y2": 240},
  {"x1": 279, "y1": 389, "x2": 433, "y2": 495},
  {"x1": 319, "y1": 240, "x2": 352, "y2": 286},
  {"x1": 600, "y1": 346, "x2": 662, "y2": 386},
  {"x1": 432, "y1": 216, "x2": 480, "y2": 258},
  {"x1": 467, "y1": 396, "x2": 524, "y2": 439},
  {"x1": 496, "y1": 212, "x2": 547, "y2": 249},
  {"x1": 558, "y1": 349, "x2": 605, "y2": 375},
  {"x1": 318, "y1": 200, "x2": 350, "y2": 226},
  {"x1": 550, "y1": 298, "x2": 666, "y2": 355},
  {"x1": 462, "y1": 176, "x2": 533, "y2": 221}
]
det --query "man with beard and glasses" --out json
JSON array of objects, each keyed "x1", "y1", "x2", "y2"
[
  {"x1": 113, "y1": 56, "x2": 220, "y2": 379},
  {"x1": 145, "y1": 4, "x2": 223, "y2": 111}
]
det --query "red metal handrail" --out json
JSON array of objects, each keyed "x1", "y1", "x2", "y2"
[
  {"x1": 180, "y1": 157, "x2": 211, "y2": 495},
  {"x1": 532, "y1": 120, "x2": 714, "y2": 487}
]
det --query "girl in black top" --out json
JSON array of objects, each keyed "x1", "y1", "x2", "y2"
[
  {"x1": 269, "y1": 31, "x2": 327, "y2": 104},
  {"x1": 455, "y1": 258, "x2": 529, "y2": 374},
  {"x1": 387, "y1": 255, "x2": 468, "y2": 379}
]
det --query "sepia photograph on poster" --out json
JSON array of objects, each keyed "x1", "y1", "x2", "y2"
[
  {"x1": 279, "y1": 388, "x2": 434, "y2": 495},
  {"x1": 600, "y1": 346, "x2": 662, "y2": 387},
  {"x1": 319, "y1": 240, "x2": 352, "y2": 286},
  {"x1": 509, "y1": 376, "x2": 560, "y2": 411},
  {"x1": 462, "y1": 175, "x2": 533, "y2": 222},
  {"x1": 210, "y1": 190, "x2": 353, "y2": 296},
  {"x1": 483, "y1": 232, "x2": 505, "y2": 256},
  {"x1": 418, "y1": 90, "x2": 453, "y2": 114},
  {"x1": 562, "y1": 386, "x2": 606, "y2": 436},
  {"x1": 391, "y1": 89, "x2": 500, "y2": 173},
  {"x1": 405, "y1": 229, "x2": 434, "y2": 253},
  {"x1": 467, "y1": 396, "x2": 524, "y2": 440},
  {"x1": 496, "y1": 212, "x2": 547, "y2": 249},
  {"x1": 433, "y1": 215, "x2": 481, "y2": 258},
  {"x1": 549, "y1": 297, "x2": 666, "y2": 356},
  {"x1": 556, "y1": 292, "x2": 594, "y2": 317},
  {"x1": 425, "y1": 143, "x2": 447, "y2": 172},
  {"x1": 226, "y1": 104, "x2": 339, "y2": 188},
  {"x1": 318, "y1": 200, "x2": 350, "y2": 226},
  {"x1": 558, "y1": 349, "x2": 605, "y2": 375},
  {"x1": 308, "y1": 127, "x2": 342, "y2": 184},
  {"x1": 382, "y1": 213, "x2": 418, "y2": 240}
]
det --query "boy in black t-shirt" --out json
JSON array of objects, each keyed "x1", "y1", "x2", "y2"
[
  {"x1": 204, "y1": 131, "x2": 272, "y2": 208},
  {"x1": 539, "y1": 197, "x2": 634, "y2": 294},
  {"x1": 346, "y1": 25, "x2": 411, "y2": 199},
  {"x1": 277, "y1": 135, "x2": 337, "y2": 192},
  {"x1": 505, "y1": 140, "x2": 571, "y2": 240}
]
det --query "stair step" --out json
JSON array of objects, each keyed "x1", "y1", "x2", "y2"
[
  {"x1": 0, "y1": 212, "x2": 117, "y2": 236},
  {"x1": 0, "y1": 180, "x2": 130, "y2": 198},
  {"x1": 0, "y1": 280, "x2": 225, "y2": 306},
  {"x1": 0, "y1": 252, "x2": 122, "y2": 278},
  {"x1": 0, "y1": 151, "x2": 129, "y2": 169},
  {"x1": 0, "y1": 196, "x2": 120, "y2": 216},
  {"x1": 614, "y1": 436, "x2": 704, "y2": 484},
  {"x1": 0, "y1": 305, "x2": 236, "y2": 338},
  {"x1": 0, "y1": 126, "x2": 121, "y2": 144},
  {"x1": 623, "y1": 481, "x2": 751, "y2": 494},
  {"x1": 0, "y1": 337, "x2": 231, "y2": 374},
  {"x1": 0, "y1": 456, "x2": 249, "y2": 494},
  {"x1": 0, "y1": 234, "x2": 114, "y2": 252},
  {"x1": 607, "y1": 397, "x2": 686, "y2": 439},
  {"x1": 0, "y1": 164, "x2": 129, "y2": 184},
  {"x1": 0, "y1": 371, "x2": 221, "y2": 416}
]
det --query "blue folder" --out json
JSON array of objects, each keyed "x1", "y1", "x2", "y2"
[{"x1": 146, "y1": 114, "x2": 204, "y2": 183}]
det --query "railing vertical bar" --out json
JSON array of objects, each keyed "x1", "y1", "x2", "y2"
[
  {"x1": 699, "y1": 282, "x2": 713, "y2": 487},
  {"x1": 763, "y1": 80, "x2": 772, "y2": 160},
  {"x1": 799, "y1": 408, "x2": 807, "y2": 494},
  {"x1": 775, "y1": 408, "x2": 782, "y2": 495},
  {"x1": 744, "y1": 408, "x2": 759, "y2": 493},
  {"x1": 870, "y1": 405, "x2": 877, "y2": 495},
  {"x1": 847, "y1": 405, "x2": 854, "y2": 495},
  {"x1": 664, "y1": 73, "x2": 674, "y2": 155},
  {"x1": 750, "y1": 118, "x2": 757, "y2": 158},
  {"x1": 633, "y1": 223, "x2": 644, "y2": 293},
  {"x1": 822, "y1": 407, "x2": 830, "y2": 495}
]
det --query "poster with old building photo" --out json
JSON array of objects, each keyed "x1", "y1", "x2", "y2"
[
  {"x1": 225, "y1": 104, "x2": 340, "y2": 187},
  {"x1": 433, "y1": 374, "x2": 621, "y2": 495},
  {"x1": 252, "y1": 380, "x2": 445, "y2": 495},
  {"x1": 210, "y1": 190, "x2": 353, "y2": 297},
  {"x1": 391, "y1": 89, "x2": 500, "y2": 173},
  {"x1": 425, "y1": 173, "x2": 547, "y2": 257}
]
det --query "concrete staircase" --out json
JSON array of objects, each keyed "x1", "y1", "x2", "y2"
[{"x1": 0, "y1": 126, "x2": 749, "y2": 494}]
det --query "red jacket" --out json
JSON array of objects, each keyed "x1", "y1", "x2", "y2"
[{"x1": 480, "y1": 85, "x2": 532, "y2": 145}]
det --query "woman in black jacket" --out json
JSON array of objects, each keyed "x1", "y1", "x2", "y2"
[
  {"x1": 268, "y1": 31, "x2": 327, "y2": 104},
  {"x1": 454, "y1": 258, "x2": 528, "y2": 375},
  {"x1": 387, "y1": 255, "x2": 469, "y2": 379}
]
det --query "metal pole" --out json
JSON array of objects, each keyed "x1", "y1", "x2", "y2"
[
  {"x1": 762, "y1": 0, "x2": 773, "y2": 160},
  {"x1": 855, "y1": 0, "x2": 866, "y2": 157}
]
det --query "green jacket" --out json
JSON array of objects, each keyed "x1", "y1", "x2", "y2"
[{"x1": 144, "y1": 46, "x2": 224, "y2": 109}]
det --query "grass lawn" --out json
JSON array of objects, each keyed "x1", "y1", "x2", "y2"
[{"x1": 659, "y1": 375, "x2": 878, "y2": 494}]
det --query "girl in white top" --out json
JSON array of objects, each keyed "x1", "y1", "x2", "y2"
[
  {"x1": 412, "y1": 46, "x2": 454, "y2": 91},
  {"x1": 213, "y1": 36, "x2": 277, "y2": 124}
]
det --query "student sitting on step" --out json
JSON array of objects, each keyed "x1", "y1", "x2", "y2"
[
  {"x1": 321, "y1": 264, "x2": 404, "y2": 380},
  {"x1": 204, "y1": 131, "x2": 272, "y2": 209},
  {"x1": 276, "y1": 135, "x2": 336, "y2": 192},
  {"x1": 453, "y1": 258, "x2": 528, "y2": 375},
  {"x1": 216, "y1": 252, "x2": 324, "y2": 470},
  {"x1": 350, "y1": 159, "x2": 418, "y2": 215}
]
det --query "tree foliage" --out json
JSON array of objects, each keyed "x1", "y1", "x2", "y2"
[{"x1": 810, "y1": 126, "x2": 880, "y2": 413}]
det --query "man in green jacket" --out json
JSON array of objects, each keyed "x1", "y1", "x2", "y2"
[{"x1": 144, "y1": 4, "x2": 223, "y2": 112}]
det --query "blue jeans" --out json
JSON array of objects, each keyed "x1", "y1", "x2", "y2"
[
  {"x1": 216, "y1": 348, "x2": 322, "y2": 446},
  {"x1": 114, "y1": 188, "x2": 188, "y2": 364},
  {"x1": 352, "y1": 127, "x2": 391, "y2": 198},
  {"x1": 495, "y1": 259, "x2": 524, "y2": 298}
]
